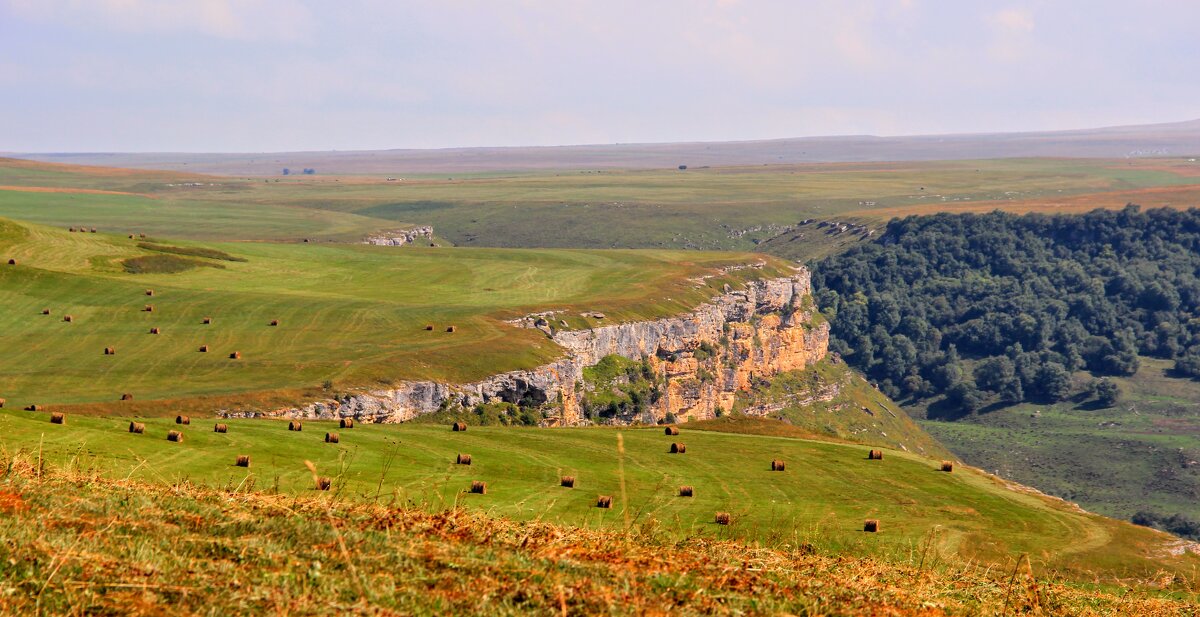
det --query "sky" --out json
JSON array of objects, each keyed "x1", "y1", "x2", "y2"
[{"x1": 1, "y1": 0, "x2": 1198, "y2": 152}]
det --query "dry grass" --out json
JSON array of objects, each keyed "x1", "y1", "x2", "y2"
[{"x1": 0, "y1": 458, "x2": 1191, "y2": 615}]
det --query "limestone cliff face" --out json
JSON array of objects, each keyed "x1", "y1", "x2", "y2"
[
  {"x1": 363, "y1": 226, "x2": 435, "y2": 246},
  {"x1": 255, "y1": 267, "x2": 827, "y2": 424}
]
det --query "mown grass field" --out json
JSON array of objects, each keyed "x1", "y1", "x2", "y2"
[
  {"x1": 0, "y1": 217, "x2": 788, "y2": 411},
  {"x1": 3, "y1": 409, "x2": 1196, "y2": 582}
]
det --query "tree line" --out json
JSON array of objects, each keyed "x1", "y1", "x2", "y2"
[{"x1": 812, "y1": 205, "x2": 1200, "y2": 414}]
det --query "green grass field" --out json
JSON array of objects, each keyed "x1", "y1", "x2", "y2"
[
  {"x1": 4, "y1": 409, "x2": 1195, "y2": 581},
  {"x1": 0, "y1": 217, "x2": 789, "y2": 411}
]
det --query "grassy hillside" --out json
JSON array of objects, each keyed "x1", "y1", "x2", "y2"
[
  {"x1": 2, "y1": 409, "x2": 1196, "y2": 582},
  {"x1": 0, "y1": 217, "x2": 789, "y2": 411},
  {"x1": 921, "y1": 357, "x2": 1200, "y2": 524},
  {"x1": 1, "y1": 464, "x2": 1193, "y2": 616}
]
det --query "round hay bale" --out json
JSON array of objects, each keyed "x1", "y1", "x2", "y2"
[
  {"x1": 560, "y1": 476, "x2": 575, "y2": 488},
  {"x1": 69, "y1": 227, "x2": 76, "y2": 232},
  {"x1": 120, "y1": 393, "x2": 133, "y2": 401},
  {"x1": 868, "y1": 449, "x2": 884, "y2": 460},
  {"x1": 199, "y1": 345, "x2": 209, "y2": 353},
  {"x1": 670, "y1": 442, "x2": 686, "y2": 454},
  {"x1": 664, "y1": 426, "x2": 680, "y2": 436},
  {"x1": 26, "y1": 404, "x2": 41, "y2": 411},
  {"x1": 6, "y1": 259, "x2": 15, "y2": 265},
  {"x1": 145, "y1": 290, "x2": 154, "y2": 296},
  {"x1": 470, "y1": 481, "x2": 486, "y2": 494},
  {"x1": 90, "y1": 228, "x2": 97, "y2": 233},
  {"x1": 143, "y1": 305, "x2": 154, "y2": 312},
  {"x1": 41, "y1": 309, "x2": 50, "y2": 315},
  {"x1": 678, "y1": 485, "x2": 693, "y2": 497},
  {"x1": 235, "y1": 455, "x2": 250, "y2": 467},
  {"x1": 167, "y1": 430, "x2": 183, "y2": 443},
  {"x1": 0, "y1": 399, "x2": 5, "y2": 408},
  {"x1": 128, "y1": 421, "x2": 145, "y2": 434},
  {"x1": 149, "y1": 327, "x2": 160, "y2": 334},
  {"x1": 864, "y1": 519, "x2": 880, "y2": 533},
  {"x1": 339, "y1": 417, "x2": 355, "y2": 429},
  {"x1": 269, "y1": 320, "x2": 279, "y2": 326},
  {"x1": 446, "y1": 326, "x2": 456, "y2": 333},
  {"x1": 49, "y1": 412, "x2": 65, "y2": 425},
  {"x1": 714, "y1": 512, "x2": 731, "y2": 526},
  {"x1": 325, "y1": 432, "x2": 340, "y2": 444},
  {"x1": 456, "y1": 453, "x2": 471, "y2": 465},
  {"x1": 104, "y1": 347, "x2": 116, "y2": 355},
  {"x1": 424, "y1": 324, "x2": 434, "y2": 331},
  {"x1": 940, "y1": 461, "x2": 954, "y2": 472},
  {"x1": 229, "y1": 351, "x2": 241, "y2": 359},
  {"x1": 771, "y1": 459, "x2": 786, "y2": 471},
  {"x1": 175, "y1": 415, "x2": 190, "y2": 425},
  {"x1": 452, "y1": 422, "x2": 467, "y2": 432},
  {"x1": 288, "y1": 420, "x2": 302, "y2": 432},
  {"x1": 128, "y1": 234, "x2": 135, "y2": 240},
  {"x1": 202, "y1": 317, "x2": 212, "y2": 325},
  {"x1": 596, "y1": 495, "x2": 612, "y2": 508},
  {"x1": 317, "y1": 477, "x2": 332, "y2": 491},
  {"x1": 214, "y1": 423, "x2": 228, "y2": 433},
  {"x1": 63, "y1": 315, "x2": 73, "y2": 323}
]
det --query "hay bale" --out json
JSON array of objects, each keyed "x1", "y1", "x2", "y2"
[
  {"x1": 269, "y1": 320, "x2": 279, "y2": 326},
  {"x1": 143, "y1": 305, "x2": 154, "y2": 312},
  {"x1": 664, "y1": 426, "x2": 680, "y2": 436},
  {"x1": 560, "y1": 476, "x2": 575, "y2": 488},
  {"x1": 120, "y1": 393, "x2": 133, "y2": 401},
  {"x1": 596, "y1": 495, "x2": 612, "y2": 508},
  {"x1": 145, "y1": 290, "x2": 154, "y2": 296},
  {"x1": 25, "y1": 404, "x2": 41, "y2": 411},
  {"x1": 104, "y1": 347, "x2": 116, "y2": 355},
  {"x1": 235, "y1": 455, "x2": 250, "y2": 467},
  {"x1": 470, "y1": 481, "x2": 487, "y2": 494},
  {"x1": 6, "y1": 259, "x2": 15, "y2": 265},
  {"x1": 424, "y1": 325, "x2": 434, "y2": 331},
  {"x1": 317, "y1": 477, "x2": 332, "y2": 491},
  {"x1": 199, "y1": 345, "x2": 209, "y2": 353},
  {"x1": 214, "y1": 423, "x2": 228, "y2": 433},
  {"x1": 456, "y1": 453, "x2": 471, "y2": 465},
  {"x1": 41, "y1": 309, "x2": 50, "y2": 315},
  {"x1": 229, "y1": 351, "x2": 241, "y2": 359},
  {"x1": 167, "y1": 430, "x2": 183, "y2": 443},
  {"x1": 0, "y1": 399, "x2": 5, "y2": 408},
  {"x1": 714, "y1": 512, "x2": 731, "y2": 525},
  {"x1": 670, "y1": 442, "x2": 686, "y2": 454},
  {"x1": 446, "y1": 326, "x2": 456, "y2": 333},
  {"x1": 90, "y1": 228, "x2": 97, "y2": 233},
  {"x1": 288, "y1": 420, "x2": 302, "y2": 432},
  {"x1": 175, "y1": 415, "x2": 190, "y2": 425},
  {"x1": 940, "y1": 461, "x2": 954, "y2": 472},
  {"x1": 202, "y1": 317, "x2": 212, "y2": 324},
  {"x1": 69, "y1": 227, "x2": 76, "y2": 232},
  {"x1": 771, "y1": 459, "x2": 786, "y2": 471},
  {"x1": 63, "y1": 315, "x2": 73, "y2": 323},
  {"x1": 128, "y1": 234, "x2": 136, "y2": 240},
  {"x1": 452, "y1": 422, "x2": 467, "y2": 432},
  {"x1": 868, "y1": 449, "x2": 884, "y2": 460},
  {"x1": 339, "y1": 417, "x2": 355, "y2": 429},
  {"x1": 128, "y1": 422, "x2": 145, "y2": 434},
  {"x1": 864, "y1": 519, "x2": 880, "y2": 533},
  {"x1": 49, "y1": 412, "x2": 65, "y2": 425},
  {"x1": 678, "y1": 485, "x2": 693, "y2": 497},
  {"x1": 149, "y1": 327, "x2": 160, "y2": 334},
  {"x1": 325, "y1": 432, "x2": 340, "y2": 444}
]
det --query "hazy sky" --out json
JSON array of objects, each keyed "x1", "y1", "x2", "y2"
[{"x1": 2, "y1": 0, "x2": 1198, "y2": 152}]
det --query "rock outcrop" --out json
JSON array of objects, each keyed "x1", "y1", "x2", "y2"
[
  {"x1": 364, "y1": 226, "x2": 434, "y2": 246},
  {"x1": 252, "y1": 267, "x2": 828, "y2": 425}
]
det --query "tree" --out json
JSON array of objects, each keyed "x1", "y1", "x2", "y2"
[
  {"x1": 1095, "y1": 378, "x2": 1120, "y2": 407},
  {"x1": 1034, "y1": 362, "x2": 1073, "y2": 401},
  {"x1": 946, "y1": 382, "x2": 985, "y2": 414}
]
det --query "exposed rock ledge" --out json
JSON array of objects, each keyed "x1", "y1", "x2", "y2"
[
  {"x1": 364, "y1": 226, "x2": 434, "y2": 246},
  {"x1": 236, "y1": 267, "x2": 829, "y2": 425}
]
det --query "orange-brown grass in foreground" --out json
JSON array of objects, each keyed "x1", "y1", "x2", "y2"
[{"x1": 0, "y1": 457, "x2": 1192, "y2": 616}]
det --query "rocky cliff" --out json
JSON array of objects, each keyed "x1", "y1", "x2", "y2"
[
  {"x1": 363, "y1": 226, "x2": 435, "y2": 246},
  {"x1": 254, "y1": 267, "x2": 828, "y2": 425}
]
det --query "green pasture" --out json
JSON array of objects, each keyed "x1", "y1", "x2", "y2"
[{"x1": 2, "y1": 409, "x2": 1188, "y2": 579}]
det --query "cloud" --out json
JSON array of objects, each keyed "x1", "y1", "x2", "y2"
[
  {"x1": 2, "y1": 0, "x2": 315, "y2": 42},
  {"x1": 987, "y1": 7, "x2": 1036, "y2": 61}
]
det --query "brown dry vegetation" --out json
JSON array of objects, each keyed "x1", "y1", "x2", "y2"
[{"x1": 0, "y1": 455, "x2": 1194, "y2": 615}]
